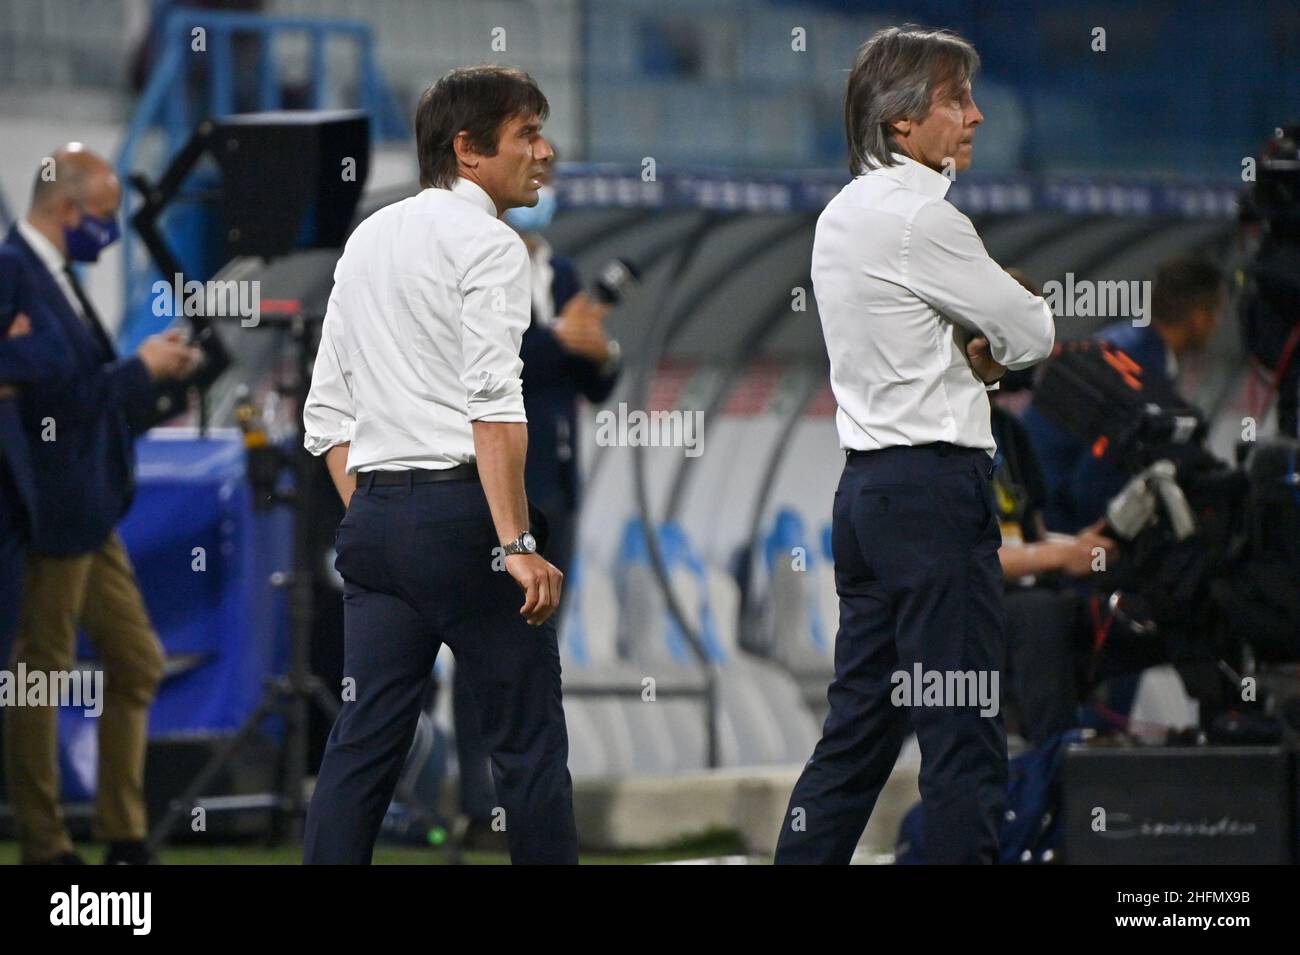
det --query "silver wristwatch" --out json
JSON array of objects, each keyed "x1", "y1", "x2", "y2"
[
  {"x1": 600, "y1": 338, "x2": 622, "y2": 377},
  {"x1": 502, "y1": 531, "x2": 538, "y2": 557}
]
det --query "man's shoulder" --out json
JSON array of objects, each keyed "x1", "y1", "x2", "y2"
[
  {"x1": 342, "y1": 191, "x2": 518, "y2": 255},
  {"x1": 0, "y1": 239, "x2": 44, "y2": 304},
  {"x1": 815, "y1": 179, "x2": 954, "y2": 270},
  {"x1": 822, "y1": 173, "x2": 953, "y2": 229},
  {"x1": 401, "y1": 189, "x2": 521, "y2": 247},
  {"x1": 0, "y1": 236, "x2": 32, "y2": 274},
  {"x1": 457, "y1": 214, "x2": 528, "y2": 273},
  {"x1": 349, "y1": 193, "x2": 414, "y2": 235}
]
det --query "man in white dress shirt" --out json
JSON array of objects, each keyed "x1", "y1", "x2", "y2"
[
  {"x1": 774, "y1": 26, "x2": 1056, "y2": 864},
  {"x1": 301, "y1": 66, "x2": 577, "y2": 864}
]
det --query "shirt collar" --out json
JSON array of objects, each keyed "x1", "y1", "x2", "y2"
[
  {"x1": 449, "y1": 177, "x2": 498, "y2": 218},
  {"x1": 17, "y1": 216, "x2": 67, "y2": 276},
  {"x1": 865, "y1": 152, "x2": 952, "y2": 200}
]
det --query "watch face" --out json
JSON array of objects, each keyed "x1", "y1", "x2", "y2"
[{"x1": 522, "y1": 532, "x2": 537, "y2": 553}]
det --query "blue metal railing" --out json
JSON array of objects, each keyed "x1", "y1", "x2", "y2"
[{"x1": 115, "y1": 7, "x2": 409, "y2": 350}]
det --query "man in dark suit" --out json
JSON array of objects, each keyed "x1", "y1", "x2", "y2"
[
  {"x1": 4, "y1": 144, "x2": 199, "y2": 865},
  {"x1": 0, "y1": 261, "x2": 65, "y2": 669}
]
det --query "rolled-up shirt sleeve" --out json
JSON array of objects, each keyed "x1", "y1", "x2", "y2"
[
  {"x1": 905, "y1": 200, "x2": 1056, "y2": 370},
  {"x1": 457, "y1": 229, "x2": 530, "y2": 423},
  {"x1": 302, "y1": 283, "x2": 355, "y2": 456}
]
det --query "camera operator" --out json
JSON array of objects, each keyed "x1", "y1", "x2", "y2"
[
  {"x1": 1023, "y1": 256, "x2": 1228, "y2": 533},
  {"x1": 1239, "y1": 123, "x2": 1300, "y2": 439}
]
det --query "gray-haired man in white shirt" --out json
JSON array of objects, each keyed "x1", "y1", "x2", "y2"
[
  {"x1": 302, "y1": 65, "x2": 577, "y2": 864},
  {"x1": 775, "y1": 26, "x2": 1056, "y2": 864}
]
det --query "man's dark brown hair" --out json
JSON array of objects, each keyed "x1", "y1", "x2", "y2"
[
  {"x1": 415, "y1": 65, "x2": 550, "y2": 189},
  {"x1": 1151, "y1": 256, "x2": 1226, "y2": 325}
]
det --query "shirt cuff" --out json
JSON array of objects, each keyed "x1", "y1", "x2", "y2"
[
  {"x1": 466, "y1": 374, "x2": 526, "y2": 422},
  {"x1": 303, "y1": 422, "x2": 353, "y2": 457},
  {"x1": 984, "y1": 380, "x2": 1001, "y2": 392}
]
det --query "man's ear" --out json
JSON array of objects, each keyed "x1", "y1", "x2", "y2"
[
  {"x1": 56, "y1": 194, "x2": 80, "y2": 226},
  {"x1": 452, "y1": 130, "x2": 478, "y2": 169},
  {"x1": 890, "y1": 117, "x2": 912, "y2": 138}
]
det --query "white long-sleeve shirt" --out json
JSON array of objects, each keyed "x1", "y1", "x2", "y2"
[
  {"x1": 303, "y1": 178, "x2": 532, "y2": 472},
  {"x1": 812, "y1": 153, "x2": 1056, "y2": 457}
]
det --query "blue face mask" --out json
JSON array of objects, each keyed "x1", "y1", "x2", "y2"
[
  {"x1": 504, "y1": 185, "x2": 557, "y2": 233},
  {"x1": 64, "y1": 209, "x2": 121, "y2": 263}
]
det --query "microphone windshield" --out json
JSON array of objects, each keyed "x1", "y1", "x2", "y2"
[{"x1": 593, "y1": 258, "x2": 640, "y2": 305}]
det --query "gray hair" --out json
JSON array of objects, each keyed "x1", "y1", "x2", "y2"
[{"x1": 844, "y1": 25, "x2": 980, "y2": 175}]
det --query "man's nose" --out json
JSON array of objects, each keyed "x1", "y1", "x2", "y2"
[
  {"x1": 967, "y1": 100, "x2": 984, "y2": 127},
  {"x1": 535, "y1": 136, "x2": 555, "y2": 163}
]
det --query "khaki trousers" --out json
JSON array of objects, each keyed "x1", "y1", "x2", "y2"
[{"x1": 4, "y1": 531, "x2": 164, "y2": 863}]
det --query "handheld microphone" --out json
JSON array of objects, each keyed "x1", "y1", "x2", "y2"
[{"x1": 592, "y1": 258, "x2": 640, "y2": 306}]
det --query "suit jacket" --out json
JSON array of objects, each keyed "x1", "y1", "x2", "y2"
[
  {"x1": 3, "y1": 225, "x2": 155, "y2": 555},
  {"x1": 0, "y1": 246, "x2": 66, "y2": 539},
  {"x1": 520, "y1": 254, "x2": 620, "y2": 514}
]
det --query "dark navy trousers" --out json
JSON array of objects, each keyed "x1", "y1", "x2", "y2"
[
  {"x1": 303, "y1": 473, "x2": 579, "y2": 864},
  {"x1": 453, "y1": 496, "x2": 575, "y2": 821},
  {"x1": 775, "y1": 443, "x2": 1008, "y2": 864}
]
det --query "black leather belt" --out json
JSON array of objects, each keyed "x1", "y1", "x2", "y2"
[
  {"x1": 360, "y1": 463, "x2": 478, "y2": 487},
  {"x1": 847, "y1": 442, "x2": 984, "y2": 458}
]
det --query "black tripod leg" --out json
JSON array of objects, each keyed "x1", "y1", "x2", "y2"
[
  {"x1": 145, "y1": 688, "x2": 282, "y2": 854},
  {"x1": 268, "y1": 678, "x2": 342, "y2": 844},
  {"x1": 309, "y1": 677, "x2": 342, "y2": 721}
]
